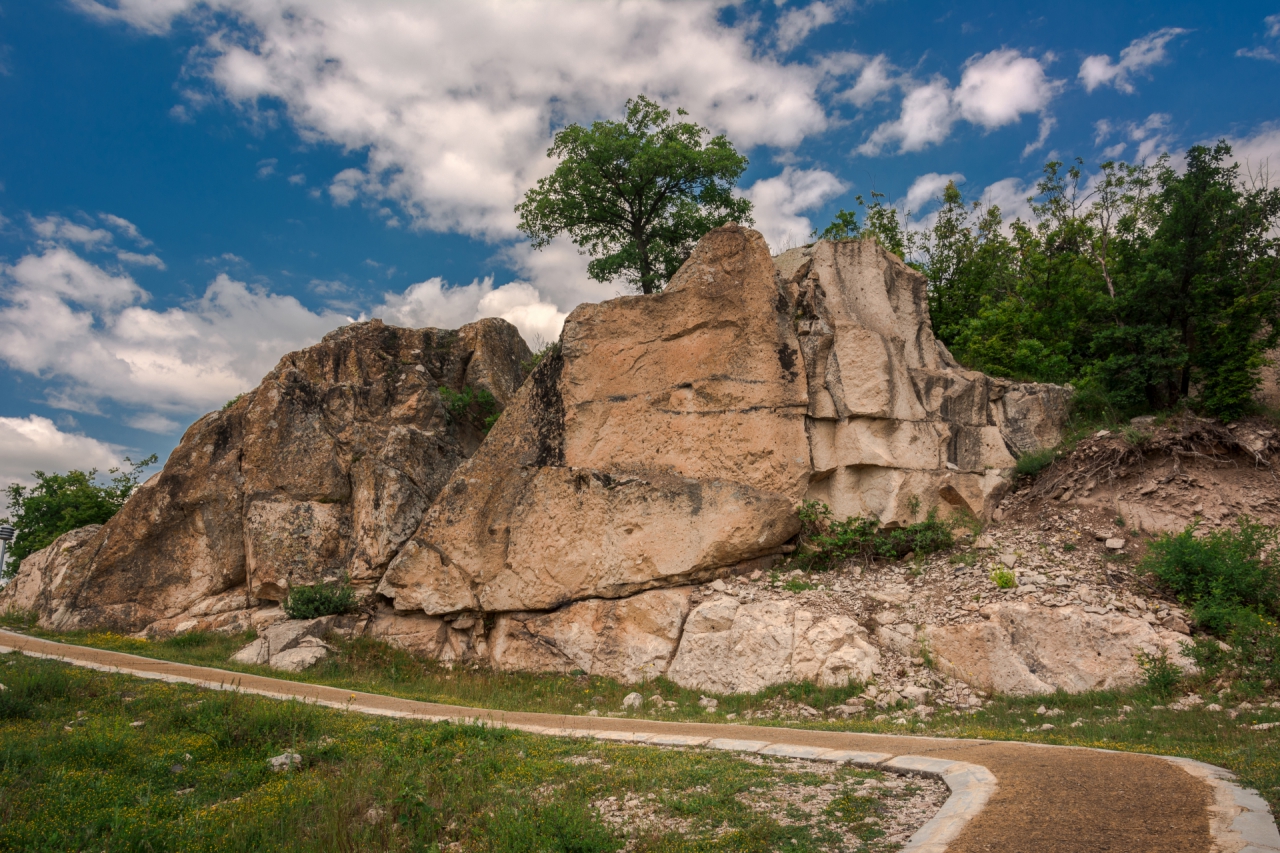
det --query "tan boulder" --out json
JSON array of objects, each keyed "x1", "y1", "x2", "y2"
[
  {"x1": 666, "y1": 595, "x2": 879, "y2": 694},
  {"x1": 924, "y1": 602, "x2": 1194, "y2": 696},
  {"x1": 561, "y1": 226, "x2": 811, "y2": 499},
  {"x1": 0, "y1": 525, "x2": 101, "y2": 617},
  {"x1": 379, "y1": 467, "x2": 795, "y2": 614},
  {"x1": 363, "y1": 606, "x2": 485, "y2": 662},
  {"x1": 489, "y1": 587, "x2": 692, "y2": 683},
  {"x1": 3, "y1": 318, "x2": 529, "y2": 634}
]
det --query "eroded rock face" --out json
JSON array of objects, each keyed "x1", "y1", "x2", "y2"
[
  {"x1": 490, "y1": 588, "x2": 692, "y2": 683},
  {"x1": 1, "y1": 318, "x2": 529, "y2": 633},
  {"x1": 666, "y1": 595, "x2": 880, "y2": 693},
  {"x1": 778, "y1": 239, "x2": 1070, "y2": 524},
  {"x1": 919, "y1": 602, "x2": 1194, "y2": 696}
]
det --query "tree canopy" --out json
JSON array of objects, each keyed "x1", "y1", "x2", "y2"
[
  {"x1": 2, "y1": 455, "x2": 155, "y2": 577},
  {"x1": 814, "y1": 142, "x2": 1280, "y2": 422},
  {"x1": 516, "y1": 95, "x2": 753, "y2": 295}
]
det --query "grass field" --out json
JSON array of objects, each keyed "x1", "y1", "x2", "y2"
[
  {"x1": 0, "y1": 652, "x2": 941, "y2": 853},
  {"x1": 5, "y1": 615, "x2": 1280, "y2": 817}
]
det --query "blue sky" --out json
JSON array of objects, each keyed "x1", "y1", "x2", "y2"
[{"x1": 0, "y1": 0, "x2": 1277, "y2": 486}]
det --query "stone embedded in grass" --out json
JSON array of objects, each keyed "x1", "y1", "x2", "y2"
[
  {"x1": 269, "y1": 752, "x2": 301, "y2": 772},
  {"x1": 622, "y1": 692, "x2": 643, "y2": 710}
]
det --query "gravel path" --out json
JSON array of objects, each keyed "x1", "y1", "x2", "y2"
[{"x1": 0, "y1": 630, "x2": 1215, "y2": 852}]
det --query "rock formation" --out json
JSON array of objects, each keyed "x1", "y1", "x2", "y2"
[
  {"x1": 1, "y1": 318, "x2": 530, "y2": 634},
  {"x1": 4, "y1": 225, "x2": 1091, "y2": 696},
  {"x1": 375, "y1": 227, "x2": 1069, "y2": 631}
]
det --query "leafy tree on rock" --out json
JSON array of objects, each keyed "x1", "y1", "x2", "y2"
[
  {"x1": 1, "y1": 455, "x2": 155, "y2": 577},
  {"x1": 516, "y1": 95, "x2": 753, "y2": 295}
]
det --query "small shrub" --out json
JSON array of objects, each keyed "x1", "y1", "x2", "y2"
[
  {"x1": 782, "y1": 578, "x2": 817, "y2": 593},
  {"x1": 439, "y1": 385, "x2": 501, "y2": 434},
  {"x1": 1062, "y1": 542, "x2": 1077, "y2": 553},
  {"x1": 284, "y1": 580, "x2": 358, "y2": 620},
  {"x1": 990, "y1": 568, "x2": 1017, "y2": 589},
  {"x1": 1140, "y1": 517, "x2": 1280, "y2": 637},
  {"x1": 1014, "y1": 447, "x2": 1056, "y2": 478},
  {"x1": 795, "y1": 501, "x2": 955, "y2": 570},
  {"x1": 1137, "y1": 648, "x2": 1182, "y2": 698},
  {"x1": 1185, "y1": 613, "x2": 1280, "y2": 688},
  {"x1": 222, "y1": 393, "x2": 244, "y2": 411}
]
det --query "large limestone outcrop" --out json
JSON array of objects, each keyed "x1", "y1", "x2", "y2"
[
  {"x1": 377, "y1": 227, "x2": 1069, "y2": 634},
  {"x1": 1, "y1": 318, "x2": 530, "y2": 634},
  {"x1": 778, "y1": 239, "x2": 1068, "y2": 524},
  {"x1": 5, "y1": 225, "x2": 1081, "y2": 698}
]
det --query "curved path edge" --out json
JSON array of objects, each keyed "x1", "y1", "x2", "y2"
[{"x1": 2, "y1": 630, "x2": 1275, "y2": 852}]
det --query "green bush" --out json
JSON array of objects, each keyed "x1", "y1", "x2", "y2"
[
  {"x1": 284, "y1": 580, "x2": 358, "y2": 620},
  {"x1": 521, "y1": 340, "x2": 560, "y2": 377},
  {"x1": 990, "y1": 568, "x2": 1017, "y2": 590},
  {"x1": 1014, "y1": 447, "x2": 1056, "y2": 478},
  {"x1": 1140, "y1": 517, "x2": 1280, "y2": 636},
  {"x1": 439, "y1": 385, "x2": 501, "y2": 433},
  {"x1": 796, "y1": 501, "x2": 954, "y2": 570},
  {"x1": 1138, "y1": 648, "x2": 1183, "y2": 698}
]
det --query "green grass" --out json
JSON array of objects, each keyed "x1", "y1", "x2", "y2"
[
  {"x1": 0, "y1": 654, "x2": 916, "y2": 853},
  {"x1": 6, "y1": 616, "x2": 1280, "y2": 816}
]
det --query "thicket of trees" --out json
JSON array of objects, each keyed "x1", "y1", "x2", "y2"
[{"x1": 819, "y1": 142, "x2": 1280, "y2": 422}]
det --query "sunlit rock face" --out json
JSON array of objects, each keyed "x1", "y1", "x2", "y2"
[{"x1": 378, "y1": 227, "x2": 1069, "y2": 627}]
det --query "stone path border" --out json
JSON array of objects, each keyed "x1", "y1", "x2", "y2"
[{"x1": 3, "y1": 630, "x2": 1277, "y2": 852}]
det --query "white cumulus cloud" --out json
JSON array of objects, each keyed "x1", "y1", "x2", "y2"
[
  {"x1": 0, "y1": 415, "x2": 126, "y2": 491},
  {"x1": 737, "y1": 166, "x2": 848, "y2": 252},
  {"x1": 859, "y1": 50, "x2": 1060, "y2": 155},
  {"x1": 776, "y1": 1, "x2": 842, "y2": 52},
  {"x1": 1079, "y1": 28, "x2": 1189, "y2": 94},
  {"x1": 76, "y1": 0, "x2": 831, "y2": 240}
]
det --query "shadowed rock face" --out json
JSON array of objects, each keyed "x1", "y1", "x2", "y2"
[{"x1": 1, "y1": 318, "x2": 529, "y2": 633}]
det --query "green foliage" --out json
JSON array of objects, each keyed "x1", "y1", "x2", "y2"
[
  {"x1": 915, "y1": 145, "x2": 1280, "y2": 421},
  {"x1": 990, "y1": 568, "x2": 1017, "y2": 589},
  {"x1": 812, "y1": 191, "x2": 922, "y2": 260},
  {"x1": 439, "y1": 385, "x2": 501, "y2": 434},
  {"x1": 1, "y1": 454, "x2": 156, "y2": 577},
  {"x1": 283, "y1": 580, "x2": 358, "y2": 620},
  {"x1": 516, "y1": 95, "x2": 753, "y2": 295},
  {"x1": 222, "y1": 393, "x2": 244, "y2": 411},
  {"x1": 0, "y1": 655, "x2": 918, "y2": 853},
  {"x1": 1137, "y1": 648, "x2": 1183, "y2": 698},
  {"x1": 1014, "y1": 447, "x2": 1057, "y2": 478},
  {"x1": 796, "y1": 500, "x2": 954, "y2": 570},
  {"x1": 1140, "y1": 517, "x2": 1280, "y2": 637}
]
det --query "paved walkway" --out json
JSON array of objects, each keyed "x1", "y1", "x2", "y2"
[{"x1": 0, "y1": 630, "x2": 1248, "y2": 853}]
